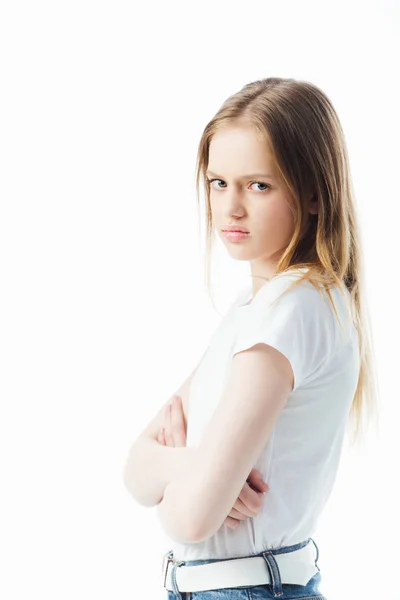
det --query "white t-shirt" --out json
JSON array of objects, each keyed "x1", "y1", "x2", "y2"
[{"x1": 165, "y1": 268, "x2": 360, "y2": 560}]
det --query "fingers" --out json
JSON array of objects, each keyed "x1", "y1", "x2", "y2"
[
  {"x1": 224, "y1": 516, "x2": 241, "y2": 529},
  {"x1": 224, "y1": 482, "x2": 269, "y2": 531},
  {"x1": 164, "y1": 402, "x2": 174, "y2": 447},
  {"x1": 247, "y1": 468, "x2": 269, "y2": 493},
  {"x1": 233, "y1": 494, "x2": 259, "y2": 518},
  {"x1": 169, "y1": 396, "x2": 187, "y2": 447},
  {"x1": 238, "y1": 482, "x2": 266, "y2": 514},
  {"x1": 161, "y1": 396, "x2": 187, "y2": 448},
  {"x1": 228, "y1": 505, "x2": 254, "y2": 520},
  {"x1": 157, "y1": 427, "x2": 166, "y2": 445}
]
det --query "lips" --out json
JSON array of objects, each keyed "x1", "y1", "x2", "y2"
[
  {"x1": 222, "y1": 228, "x2": 250, "y2": 233},
  {"x1": 222, "y1": 230, "x2": 250, "y2": 242}
]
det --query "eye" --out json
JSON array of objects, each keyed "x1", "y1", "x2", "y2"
[
  {"x1": 207, "y1": 178, "x2": 226, "y2": 189},
  {"x1": 250, "y1": 182, "x2": 270, "y2": 192},
  {"x1": 206, "y1": 178, "x2": 271, "y2": 192}
]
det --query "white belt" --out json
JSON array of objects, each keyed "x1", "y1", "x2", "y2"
[{"x1": 162, "y1": 540, "x2": 319, "y2": 593}]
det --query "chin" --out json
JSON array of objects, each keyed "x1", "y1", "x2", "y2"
[{"x1": 225, "y1": 246, "x2": 256, "y2": 261}]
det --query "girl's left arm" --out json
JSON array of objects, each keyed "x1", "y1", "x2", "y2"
[{"x1": 156, "y1": 342, "x2": 294, "y2": 544}]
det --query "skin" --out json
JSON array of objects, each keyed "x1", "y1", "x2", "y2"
[
  {"x1": 158, "y1": 395, "x2": 270, "y2": 529},
  {"x1": 155, "y1": 124, "x2": 318, "y2": 538},
  {"x1": 207, "y1": 122, "x2": 318, "y2": 296}
]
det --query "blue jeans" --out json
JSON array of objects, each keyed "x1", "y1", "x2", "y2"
[{"x1": 166, "y1": 537, "x2": 327, "y2": 600}]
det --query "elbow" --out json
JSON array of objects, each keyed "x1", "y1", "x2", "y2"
[
  {"x1": 189, "y1": 499, "x2": 230, "y2": 543},
  {"x1": 122, "y1": 465, "x2": 140, "y2": 504},
  {"x1": 189, "y1": 521, "x2": 217, "y2": 544},
  {"x1": 181, "y1": 486, "x2": 225, "y2": 543},
  {"x1": 185, "y1": 506, "x2": 221, "y2": 544},
  {"x1": 174, "y1": 516, "x2": 205, "y2": 544},
  {"x1": 175, "y1": 523, "x2": 200, "y2": 545},
  {"x1": 122, "y1": 463, "x2": 157, "y2": 508},
  {"x1": 184, "y1": 518, "x2": 207, "y2": 544},
  {"x1": 158, "y1": 483, "x2": 203, "y2": 544}
]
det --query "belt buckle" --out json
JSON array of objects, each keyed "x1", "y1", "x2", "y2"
[
  {"x1": 161, "y1": 551, "x2": 172, "y2": 583},
  {"x1": 162, "y1": 550, "x2": 185, "y2": 589}
]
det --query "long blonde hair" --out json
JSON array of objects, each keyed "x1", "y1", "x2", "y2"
[{"x1": 194, "y1": 77, "x2": 380, "y2": 449}]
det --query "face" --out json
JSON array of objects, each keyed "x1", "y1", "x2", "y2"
[{"x1": 207, "y1": 124, "x2": 301, "y2": 287}]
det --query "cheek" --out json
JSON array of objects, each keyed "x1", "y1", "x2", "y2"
[
  {"x1": 258, "y1": 200, "x2": 293, "y2": 226},
  {"x1": 209, "y1": 198, "x2": 222, "y2": 221},
  {"x1": 255, "y1": 204, "x2": 296, "y2": 243}
]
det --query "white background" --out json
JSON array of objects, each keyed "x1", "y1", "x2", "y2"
[{"x1": 0, "y1": 1, "x2": 399, "y2": 599}]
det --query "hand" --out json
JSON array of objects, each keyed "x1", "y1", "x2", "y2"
[
  {"x1": 224, "y1": 468, "x2": 269, "y2": 529},
  {"x1": 157, "y1": 395, "x2": 187, "y2": 448},
  {"x1": 157, "y1": 396, "x2": 270, "y2": 529}
]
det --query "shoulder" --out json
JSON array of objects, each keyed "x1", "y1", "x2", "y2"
[
  {"x1": 252, "y1": 270, "x2": 331, "y2": 314},
  {"x1": 240, "y1": 271, "x2": 343, "y2": 356},
  {"x1": 232, "y1": 270, "x2": 354, "y2": 390}
]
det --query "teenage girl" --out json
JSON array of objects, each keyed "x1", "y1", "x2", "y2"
[{"x1": 123, "y1": 77, "x2": 378, "y2": 600}]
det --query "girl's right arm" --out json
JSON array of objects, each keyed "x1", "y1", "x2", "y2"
[
  {"x1": 123, "y1": 349, "x2": 208, "y2": 507},
  {"x1": 123, "y1": 435, "x2": 197, "y2": 507}
]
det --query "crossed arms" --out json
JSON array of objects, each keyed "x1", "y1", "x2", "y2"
[{"x1": 123, "y1": 342, "x2": 293, "y2": 544}]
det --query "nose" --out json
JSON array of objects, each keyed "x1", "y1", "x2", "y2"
[{"x1": 223, "y1": 188, "x2": 246, "y2": 217}]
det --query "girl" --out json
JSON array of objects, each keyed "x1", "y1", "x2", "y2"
[{"x1": 123, "y1": 77, "x2": 379, "y2": 600}]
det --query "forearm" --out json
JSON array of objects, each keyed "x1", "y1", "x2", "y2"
[
  {"x1": 156, "y1": 476, "x2": 198, "y2": 544},
  {"x1": 156, "y1": 450, "x2": 212, "y2": 544},
  {"x1": 123, "y1": 434, "x2": 197, "y2": 508}
]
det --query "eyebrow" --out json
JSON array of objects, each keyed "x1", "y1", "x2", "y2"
[{"x1": 206, "y1": 170, "x2": 276, "y2": 181}]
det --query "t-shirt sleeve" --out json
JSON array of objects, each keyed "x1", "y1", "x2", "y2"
[{"x1": 231, "y1": 277, "x2": 338, "y2": 392}]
